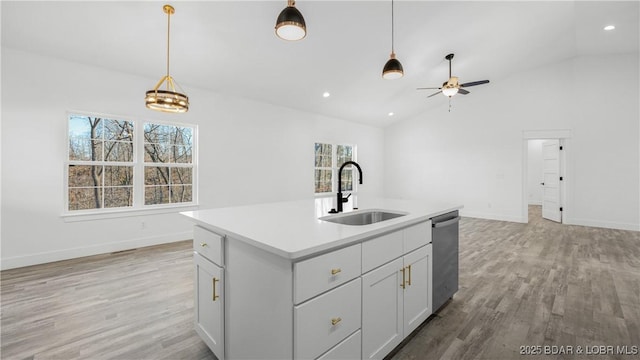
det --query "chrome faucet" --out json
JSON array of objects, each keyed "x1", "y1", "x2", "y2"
[{"x1": 335, "y1": 161, "x2": 363, "y2": 213}]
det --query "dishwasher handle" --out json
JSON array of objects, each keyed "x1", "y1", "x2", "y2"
[{"x1": 432, "y1": 216, "x2": 460, "y2": 228}]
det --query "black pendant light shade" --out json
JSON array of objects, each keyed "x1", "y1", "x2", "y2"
[
  {"x1": 382, "y1": 0, "x2": 403, "y2": 79},
  {"x1": 275, "y1": 0, "x2": 306, "y2": 41},
  {"x1": 382, "y1": 52, "x2": 404, "y2": 80}
]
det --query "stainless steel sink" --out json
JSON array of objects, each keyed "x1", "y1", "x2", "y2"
[{"x1": 320, "y1": 209, "x2": 407, "y2": 226}]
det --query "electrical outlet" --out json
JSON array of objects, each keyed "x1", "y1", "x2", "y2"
[{"x1": 141, "y1": 221, "x2": 146, "y2": 230}]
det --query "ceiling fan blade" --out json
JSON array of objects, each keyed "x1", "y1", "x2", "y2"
[
  {"x1": 460, "y1": 80, "x2": 490, "y2": 87},
  {"x1": 458, "y1": 88, "x2": 470, "y2": 95},
  {"x1": 427, "y1": 91, "x2": 442, "y2": 98},
  {"x1": 417, "y1": 87, "x2": 441, "y2": 90}
]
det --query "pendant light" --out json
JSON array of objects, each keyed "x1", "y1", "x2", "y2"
[
  {"x1": 382, "y1": 0, "x2": 403, "y2": 79},
  {"x1": 275, "y1": 0, "x2": 307, "y2": 41},
  {"x1": 145, "y1": 4, "x2": 189, "y2": 113}
]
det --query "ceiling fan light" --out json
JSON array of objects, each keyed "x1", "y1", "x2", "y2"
[
  {"x1": 275, "y1": 2, "x2": 306, "y2": 41},
  {"x1": 442, "y1": 87, "x2": 459, "y2": 97},
  {"x1": 382, "y1": 53, "x2": 404, "y2": 80}
]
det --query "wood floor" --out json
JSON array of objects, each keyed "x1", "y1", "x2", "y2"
[{"x1": 1, "y1": 206, "x2": 638, "y2": 360}]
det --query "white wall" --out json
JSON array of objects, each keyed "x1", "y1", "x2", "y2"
[
  {"x1": 0, "y1": 48, "x2": 385, "y2": 269},
  {"x1": 527, "y1": 140, "x2": 544, "y2": 205},
  {"x1": 384, "y1": 53, "x2": 639, "y2": 231}
]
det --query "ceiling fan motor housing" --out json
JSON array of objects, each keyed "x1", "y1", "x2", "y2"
[{"x1": 445, "y1": 76, "x2": 459, "y2": 88}]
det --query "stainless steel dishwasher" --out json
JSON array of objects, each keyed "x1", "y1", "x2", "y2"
[{"x1": 432, "y1": 210, "x2": 460, "y2": 312}]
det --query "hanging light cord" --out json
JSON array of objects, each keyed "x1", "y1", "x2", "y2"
[
  {"x1": 166, "y1": 7, "x2": 171, "y2": 84},
  {"x1": 391, "y1": 0, "x2": 395, "y2": 54}
]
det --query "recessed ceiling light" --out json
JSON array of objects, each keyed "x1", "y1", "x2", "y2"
[
  {"x1": 322, "y1": 92, "x2": 330, "y2": 98},
  {"x1": 604, "y1": 25, "x2": 615, "y2": 31},
  {"x1": 388, "y1": 112, "x2": 394, "y2": 116}
]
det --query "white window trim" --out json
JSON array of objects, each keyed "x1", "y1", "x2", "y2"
[
  {"x1": 62, "y1": 111, "x2": 198, "y2": 219},
  {"x1": 314, "y1": 142, "x2": 357, "y2": 197}
]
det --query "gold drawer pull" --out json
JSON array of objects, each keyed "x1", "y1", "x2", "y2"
[
  {"x1": 407, "y1": 264, "x2": 412, "y2": 286},
  {"x1": 331, "y1": 317, "x2": 342, "y2": 326},
  {"x1": 400, "y1": 267, "x2": 406, "y2": 289},
  {"x1": 200, "y1": 242, "x2": 208, "y2": 247},
  {"x1": 212, "y1": 277, "x2": 220, "y2": 301},
  {"x1": 331, "y1": 268, "x2": 342, "y2": 275}
]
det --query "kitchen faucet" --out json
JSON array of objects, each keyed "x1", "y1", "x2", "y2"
[{"x1": 333, "y1": 161, "x2": 363, "y2": 213}]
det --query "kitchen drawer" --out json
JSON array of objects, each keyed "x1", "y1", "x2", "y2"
[
  {"x1": 193, "y1": 226, "x2": 223, "y2": 265},
  {"x1": 316, "y1": 330, "x2": 361, "y2": 360},
  {"x1": 403, "y1": 221, "x2": 432, "y2": 253},
  {"x1": 294, "y1": 278, "x2": 362, "y2": 360},
  {"x1": 362, "y1": 230, "x2": 403, "y2": 273},
  {"x1": 294, "y1": 243, "x2": 361, "y2": 304}
]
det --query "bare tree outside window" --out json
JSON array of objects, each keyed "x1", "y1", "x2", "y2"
[
  {"x1": 314, "y1": 143, "x2": 332, "y2": 193},
  {"x1": 68, "y1": 115, "x2": 133, "y2": 210},
  {"x1": 66, "y1": 114, "x2": 196, "y2": 213},
  {"x1": 337, "y1": 145, "x2": 353, "y2": 192},
  {"x1": 144, "y1": 123, "x2": 193, "y2": 205},
  {"x1": 314, "y1": 143, "x2": 355, "y2": 194}
]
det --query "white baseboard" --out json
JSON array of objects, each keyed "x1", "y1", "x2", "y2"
[
  {"x1": 460, "y1": 210, "x2": 639, "y2": 232},
  {"x1": 528, "y1": 201, "x2": 542, "y2": 206},
  {"x1": 0, "y1": 231, "x2": 192, "y2": 270},
  {"x1": 564, "y1": 218, "x2": 640, "y2": 232},
  {"x1": 460, "y1": 210, "x2": 526, "y2": 224}
]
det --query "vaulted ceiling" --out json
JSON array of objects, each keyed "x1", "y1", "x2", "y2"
[{"x1": 2, "y1": 1, "x2": 638, "y2": 127}]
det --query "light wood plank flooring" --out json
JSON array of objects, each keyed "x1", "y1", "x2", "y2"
[
  {"x1": 392, "y1": 206, "x2": 640, "y2": 360},
  {"x1": 2, "y1": 206, "x2": 638, "y2": 360}
]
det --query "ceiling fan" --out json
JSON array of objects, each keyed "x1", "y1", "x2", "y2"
[{"x1": 417, "y1": 53, "x2": 489, "y2": 101}]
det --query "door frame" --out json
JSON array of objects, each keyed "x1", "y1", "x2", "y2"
[{"x1": 522, "y1": 130, "x2": 573, "y2": 224}]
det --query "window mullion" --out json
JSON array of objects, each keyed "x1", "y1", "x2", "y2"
[
  {"x1": 332, "y1": 145, "x2": 337, "y2": 193},
  {"x1": 134, "y1": 121, "x2": 145, "y2": 208}
]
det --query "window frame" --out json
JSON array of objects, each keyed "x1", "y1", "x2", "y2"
[
  {"x1": 314, "y1": 142, "x2": 357, "y2": 196},
  {"x1": 63, "y1": 111, "x2": 198, "y2": 220}
]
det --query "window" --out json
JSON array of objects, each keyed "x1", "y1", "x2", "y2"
[
  {"x1": 314, "y1": 142, "x2": 356, "y2": 194},
  {"x1": 66, "y1": 113, "x2": 196, "y2": 213},
  {"x1": 143, "y1": 124, "x2": 193, "y2": 205}
]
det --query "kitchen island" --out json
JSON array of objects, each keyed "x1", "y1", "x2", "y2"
[{"x1": 182, "y1": 197, "x2": 462, "y2": 360}]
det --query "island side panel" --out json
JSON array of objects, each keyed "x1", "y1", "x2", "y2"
[{"x1": 225, "y1": 236, "x2": 293, "y2": 360}]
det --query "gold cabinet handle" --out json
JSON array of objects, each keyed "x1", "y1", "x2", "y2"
[
  {"x1": 200, "y1": 242, "x2": 208, "y2": 247},
  {"x1": 331, "y1": 268, "x2": 342, "y2": 275},
  {"x1": 407, "y1": 265, "x2": 412, "y2": 286},
  {"x1": 212, "y1": 277, "x2": 220, "y2": 301},
  {"x1": 400, "y1": 267, "x2": 406, "y2": 289},
  {"x1": 331, "y1": 317, "x2": 342, "y2": 326}
]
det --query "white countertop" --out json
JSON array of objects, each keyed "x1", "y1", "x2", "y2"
[{"x1": 181, "y1": 197, "x2": 462, "y2": 260}]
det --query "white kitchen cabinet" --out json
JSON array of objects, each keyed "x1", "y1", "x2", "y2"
[
  {"x1": 294, "y1": 243, "x2": 361, "y2": 304},
  {"x1": 194, "y1": 252, "x2": 224, "y2": 359},
  {"x1": 361, "y1": 230, "x2": 403, "y2": 273},
  {"x1": 362, "y1": 257, "x2": 404, "y2": 360},
  {"x1": 188, "y1": 214, "x2": 438, "y2": 360},
  {"x1": 403, "y1": 221, "x2": 431, "y2": 253},
  {"x1": 194, "y1": 225, "x2": 223, "y2": 264},
  {"x1": 402, "y1": 245, "x2": 432, "y2": 336},
  {"x1": 362, "y1": 244, "x2": 433, "y2": 360},
  {"x1": 294, "y1": 278, "x2": 362, "y2": 359},
  {"x1": 317, "y1": 330, "x2": 362, "y2": 360}
]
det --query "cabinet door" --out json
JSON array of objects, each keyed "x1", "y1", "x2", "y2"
[
  {"x1": 403, "y1": 245, "x2": 432, "y2": 336},
  {"x1": 194, "y1": 252, "x2": 224, "y2": 359},
  {"x1": 362, "y1": 258, "x2": 403, "y2": 360}
]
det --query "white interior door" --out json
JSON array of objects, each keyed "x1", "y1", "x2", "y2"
[{"x1": 542, "y1": 140, "x2": 562, "y2": 222}]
